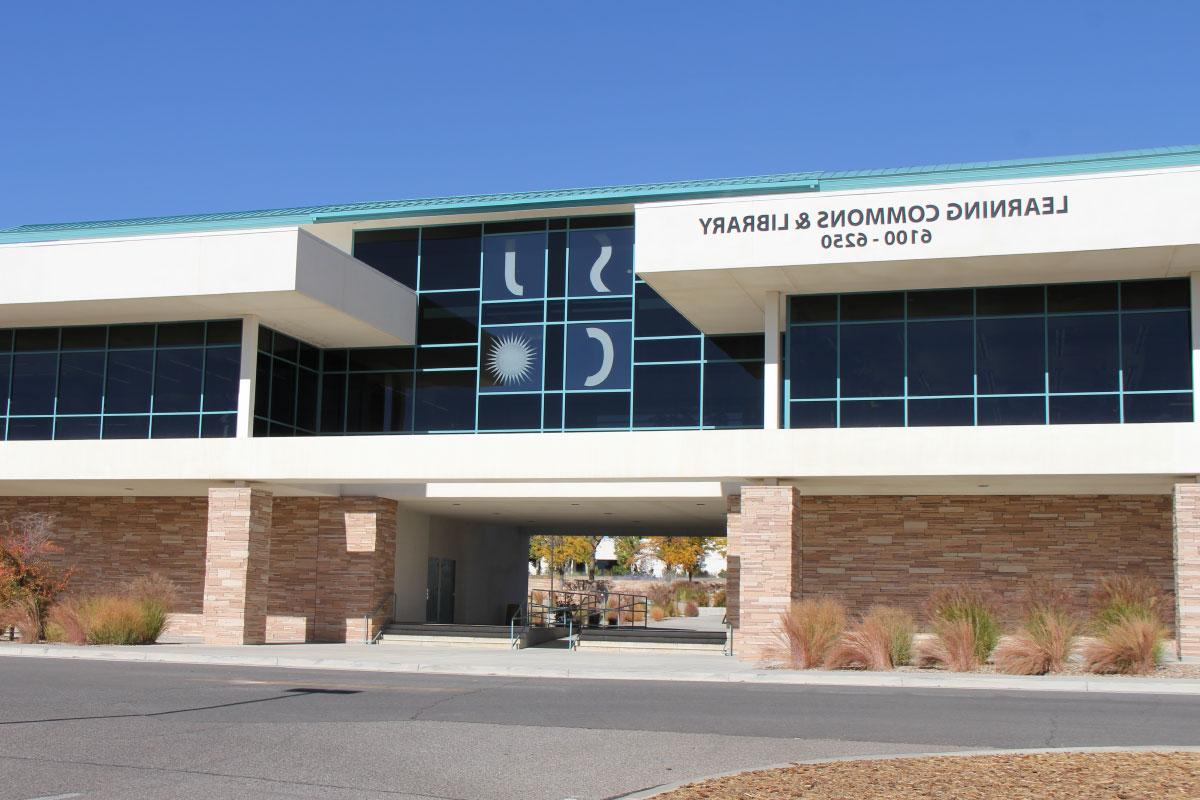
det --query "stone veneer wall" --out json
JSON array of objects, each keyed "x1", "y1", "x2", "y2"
[
  {"x1": 798, "y1": 494, "x2": 1175, "y2": 625},
  {"x1": 0, "y1": 496, "x2": 209, "y2": 635},
  {"x1": 0, "y1": 495, "x2": 397, "y2": 643}
]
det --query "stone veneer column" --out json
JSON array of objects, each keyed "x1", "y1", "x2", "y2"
[
  {"x1": 202, "y1": 487, "x2": 273, "y2": 645},
  {"x1": 1174, "y1": 483, "x2": 1200, "y2": 659},
  {"x1": 732, "y1": 485, "x2": 801, "y2": 662}
]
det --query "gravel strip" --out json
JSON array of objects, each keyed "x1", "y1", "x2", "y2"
[{"x1": 652, "y1": 751, "x2": 1200, "y2": 799}]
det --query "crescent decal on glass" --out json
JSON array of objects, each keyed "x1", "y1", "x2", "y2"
[
  {"x1": 583, "y1": 326, "x2": 614, "y2": 387},
  {"x1": 589, "y1": 233, "x2": 612, "y2": 293},
  {"x1": 503, "y1": 239, "x2": 524, "y2": 296}
]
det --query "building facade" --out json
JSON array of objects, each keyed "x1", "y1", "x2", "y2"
[{"x1": 1, "y1": 146, "x2": 1198, "y2": 661}]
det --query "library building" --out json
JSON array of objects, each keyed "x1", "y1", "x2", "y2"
[{"x1": 1, "y1": 145, "x2": 1198, "y2": 661}]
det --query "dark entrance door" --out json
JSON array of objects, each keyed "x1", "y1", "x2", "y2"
[{"x1": 426, "y1": 557, "x2": 456, "y2": 623}]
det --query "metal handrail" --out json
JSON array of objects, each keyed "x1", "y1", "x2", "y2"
[
  {"x1": 526, "y1": 588, "x2": 650, "y2": 629},
  {"x1": 363, "y1": 592, "x2": 396, "y2": 645},
  {"x1": 724, "y1": 620, "x2": 734, "y2": 657}
]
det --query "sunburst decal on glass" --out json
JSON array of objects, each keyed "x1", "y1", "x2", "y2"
[{"x1": 485, "y1": 333, "x2": 535, "y2": 385}]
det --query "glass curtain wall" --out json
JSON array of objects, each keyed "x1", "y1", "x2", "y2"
[
  {"x1": 0, "y1": 320, "x2": 241, "y2": 440},
  {"x1": 266, "y1": 215, "x2": 766, "y2": 436},
  {"x1": 786, "y1": 279, "x2": 1193, "y2": 428}
]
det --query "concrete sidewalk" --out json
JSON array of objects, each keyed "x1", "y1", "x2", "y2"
[{"x1": 2, "y1": 640, "x2": 1199, "y2": 695}]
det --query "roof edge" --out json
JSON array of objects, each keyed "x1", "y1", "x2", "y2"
[{"x1": 3, "y1": 144, "x2": 1199, "y2": 244}]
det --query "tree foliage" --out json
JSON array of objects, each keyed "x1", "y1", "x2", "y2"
[
  {"x1": 647, "y1": 536, "x2": 723, "y2": 579},
  {"x1": 613, "y1": 536, "x2": 646, "y2": 575},
  {"x1": 529, "y1": 535, "x2": 604, "y2": 578},
  {"x1": 0, "y1": 514, "x2": 74, "y2": 640}
]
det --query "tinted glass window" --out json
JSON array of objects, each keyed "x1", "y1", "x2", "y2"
[
  {"x1": 635, "y1": 283, "x2": 697, "y2": 336},
  {"x1": 789, "y1": 325, "x2": 836, "y2": 399},
  {"x1": 482, "y1": 301, "x2": 544, "y2": 325},
  {"x1": 542, "y1": 392, "x2": 563, "y2": 429},
  {"x1": 633, "y1": 364, "x2": 700, "y2": 428},
  {"x1": 413, "y1": 371, "x2": 475, "y2": 431},
  {"x1": 346, "y1": 372, "x2": 411, "y2": 433},
  {"x1": 976, "y1": 285, "x2": 1043, "y2": 316},
  {"x1": 103, "y1": 415, "x2": 149, "y2": 439},
  {"x1": 320, "y1": 373, "x2": 346, "y2": 433},
  {"x1": 704, "y1": 361, "x2": 763, "y2": 428},
  {"x1": 1122, "y1": 311, "x2": 1191, "y2": 391},
  {"x1": 482, "y1": 232, "x2": 545, "y2": 301},
  {"x1": 419, "y1": 225, "x2": 481, "y2": 291},
  {"x1": 354, "y1": 228, "x2": 419, "y2": 288},
  {"x1": 635, "y1": 337, "x2": 701, "y2": 363},
  {"x1": 269, "y1": 358, "x2": 296, "y2": 425},
  {"x1": 908, "y1": 397, "x2": 974, "y2": 426},
  {"x1": 543, "y1": 325, "x2": 564, "y2": 391},
  {"x1": 7, "y1": 417, "x2": 53, "y2": 440},
  {"x1": 10, "y1": 353, "x2": 57, "y2": 415},
  {"x1": 57, "y1": 351, "x2": 105, "y2": 414},
  {"x1": 202, "y1": 413, "x2": 238, "y2": 438},
  {"x1": 206, "y1": 320, "x2": 242, "y2": 346},
  {"x1": 789, "y1": 295, "x2": 837, "y2": 323},
  {"x1": 840, "y1": 399, "x2": 904, "y2": 427},
  {"x1": 977, "y1": 396, "x2": 1044, "y2": 425},
  {"x1": 203, "y1": 347, "x2": 241, "y2": 411},
  {"x1": 1124, "y1": 393, "x2": 1192, "y2": 423},
  {"x1": 907, "y1": 289, "x2": 972, "y2": 318},
  {"x1": 296, "y1": 370, "x2": 319, "y2": 431},
  {"x1": 418, "y1": 292, "x2": 479, "y2": 344},
  {"x1": 840, "y1": 292, "x2": 903, "y2": 321},
  {"x1": 478, "y1": 393, "x2": 541, "y2": 431},
  {"x1": 152, "y1": 415, "x2": 200, "y2": 439},
  {"x1": 564, "y1": 391, "x2": 630, "y2": 429},
  {"x1": 106, "y1": 350, "x2": 153, "y2": 413},
  {"x1": 1048, "y1": 315, "x2": 1118, "y2": 392},
  {"x1": 1048, "y1": 282, "x2": 1117, "y2": 313},
  {"x1": 840, "y1": 322, "x2": 903, "y2": 397},
  {"x1": 1121, "y1": 278, "x2": 1189, "y2": 310},
  {"x1": 977, "y1": 317, "x2": 1044, "y2": 394},
  {"x1": 60, "y1": 326, "x2": 107, "y2": 350},
  {"x1": 157, "y1": 322, "x2": 205, "y2": 347},
  {"x1": 705, "y1": 335, "x2": 764, "y2": 361},
  {"x1": 908, "y1": 320, "x2": 972, "y2": 396},
  {"x1": 154, "y1": 349, "x2": 204, "y2": 413},
  {"x1": 55, "y1": 416, "x2": 101, "y2": 440},
  {"x1": 789, "y1": 401, "x2": 836, "y2": 428},
  {"x1": 1050, "y1": 394, "x2": 1119, "y2": 424},
  {"x1": 109, "y1": 325, "x2": 155, "y2": 348},
  {"x1": 14, "y1": 328, "x2": 58, "y2": 351}
]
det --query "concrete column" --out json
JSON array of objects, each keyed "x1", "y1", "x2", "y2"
[
  {"x1": 1173, "y1": 482, "x2": 1200, "y2": 660},
  {"x1": 1191, "y1": 275, "x2": 1200, "y2": 423},
  {"x1": 235, "y1": 316, "x2": 260, "y2": 438},
  {"x1": 763, "y1": 292, "x2": 782, "y2": 430},
  {"x1": 315, "y1": 497, "x2": 398, "y2": 643},
  {"x1": 202, "y1": 487, "x2": 273, "y2": 645},
  {"x1": 732, "y1": 485, "x2": 801, "y2": 662}
]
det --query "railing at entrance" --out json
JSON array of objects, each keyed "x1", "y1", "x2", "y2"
[
  {"x1": 363, "y1": 592, "x2": 396, "y2": 644},
  {"x1": 509, "y1": 588, "x2": 651, "y2": 650}
]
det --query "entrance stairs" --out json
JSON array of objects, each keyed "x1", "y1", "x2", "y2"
[
  {"x1": 577, "y1": 626, "x2": 729, "y2": 654},
  {"x1": 378, "y1": 623, "x2": 516, "y2": 648}
]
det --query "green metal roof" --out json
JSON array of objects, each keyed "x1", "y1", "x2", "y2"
[{"x1": 4, "y1": 144, "x2": 1199, "y2": 244}]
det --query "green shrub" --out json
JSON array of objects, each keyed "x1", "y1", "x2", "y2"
[
  {"x1": 709, "y1": 588, "x2": 727, "y2": 608},
  {"x1": 925, "y1": 585, "x2": 1000, "y2": 664}
]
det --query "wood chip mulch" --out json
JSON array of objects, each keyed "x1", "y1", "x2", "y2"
[{"x1": 653, "y1": 751, "x2": 1200, "y2": 799}]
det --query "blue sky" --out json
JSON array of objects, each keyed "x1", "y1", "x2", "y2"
[{"x1": 2, "y1": 1, "x2": 1197, "y2": 229}]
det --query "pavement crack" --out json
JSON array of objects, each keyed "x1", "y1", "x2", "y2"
[{"x1": 406, "y1": 680, "x2": 516, "y2": 721}]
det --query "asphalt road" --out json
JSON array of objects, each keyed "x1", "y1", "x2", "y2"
[{"x1": 0, "y1": 659, "x2": 1197, "y2": 800}]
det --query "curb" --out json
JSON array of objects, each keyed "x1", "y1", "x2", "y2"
[
  {"x1": 612, "y1": 745, "x2": 1200, "y2": 799},
  {"x1": 1, "y1": 644, "x2": 1199, "y2": 695}
]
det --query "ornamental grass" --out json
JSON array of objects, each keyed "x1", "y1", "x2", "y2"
[
  {"x1": 826, "y1": 606, "x2": 916, "y2": 670},
  {"x1": 777, "y1": 598, "x2": 846, "y2": 669},
  {"x1": 1081, "y1": 616, "x2": 1167, "y2": 675},
  {"x1": 918, "y1": 585, "x2": 1000, "y2": 670}
]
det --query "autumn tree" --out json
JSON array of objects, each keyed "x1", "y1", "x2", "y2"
[
  {"x1": 613, "y1": 536, "x2": 645, "y2": 575},
  {"x1": 0, "y1": 514, "x2": 73, "y2": 641},
  {"x1": 647, "y1": 536, "x2": 723, "y2": 580}
]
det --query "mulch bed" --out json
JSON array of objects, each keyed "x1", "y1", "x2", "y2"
[{"x1": 654, "y1": 751, "x2": 1199, "y2": 799}]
